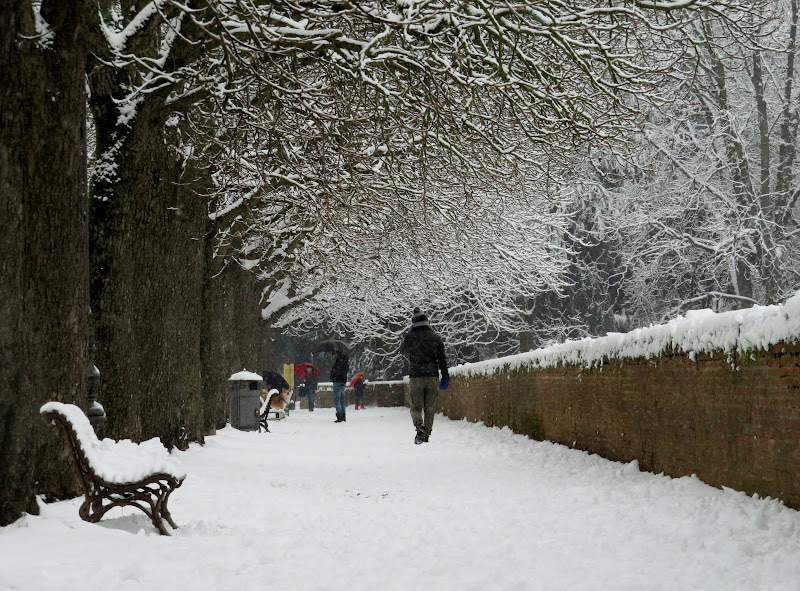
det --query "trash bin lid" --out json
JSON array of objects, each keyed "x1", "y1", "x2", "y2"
[{"x1": 228, "y1": 370, "x2": 263, "y2": 382}]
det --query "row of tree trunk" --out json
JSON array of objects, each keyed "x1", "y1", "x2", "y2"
[{"x1": 0, "y1": 2, "x2": 272, "y2": 526}]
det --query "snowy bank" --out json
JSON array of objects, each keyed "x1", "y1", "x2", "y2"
[{"x1": 451, "y1": 291, "x2": 800, "y2": 378}]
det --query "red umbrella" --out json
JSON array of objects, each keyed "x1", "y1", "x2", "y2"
[
  {"x1": 348, "y1": 372, "x2": 365, "y2": 387},
  {"x1": 294, "y1": 362, "x2": 320, "y2": 378}
]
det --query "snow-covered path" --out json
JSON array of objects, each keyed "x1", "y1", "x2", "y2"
[{"x1": 2, "y1": 407, "x2": 800, "y2": 591}]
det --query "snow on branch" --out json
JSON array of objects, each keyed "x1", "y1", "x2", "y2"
[{"x1": 100, "y1": 0, "x2": 171, "y2": 53}]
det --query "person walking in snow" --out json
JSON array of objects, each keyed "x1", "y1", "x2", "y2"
[
  {"x1": 400, "y1": 307, "x2": 449, "y2": 444},
  {"x1": 352, "y1": 374, "x2": 366, "y2": 410},
  {"x1": 330, "y1": 349, "x2": 349, "y2": 423},
  {"x1": 300, "y1": 365, "x2": 318, "y2": 411}
]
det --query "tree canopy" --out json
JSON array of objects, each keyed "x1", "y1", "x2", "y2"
[{"x1": 86, "y1": 0, "x2": 783, "y2": 374}]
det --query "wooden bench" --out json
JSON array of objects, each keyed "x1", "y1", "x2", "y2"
[{"x1": 40, "y1": 402, "x2": 186, "y2": 536}]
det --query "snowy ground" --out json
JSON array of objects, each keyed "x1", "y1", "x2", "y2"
[{"x1": 2, "y1": 407, "x2": 800, "y2": 591}]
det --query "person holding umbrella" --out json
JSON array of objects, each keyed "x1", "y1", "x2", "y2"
[
  {"x1": 295, "y1": 363, "x2": 319, "y2": 411},
  {"x1": 316, "y1": 340, "x2": 350, "y2": 423},
  {"x1": 350, "y1": 372, "x2": 366, "y2": 410},
  {"x1": 401, "y1": 307, "x2": 449, "y2": 444}
]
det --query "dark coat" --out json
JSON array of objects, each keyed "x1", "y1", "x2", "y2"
[
  {"x1": 303, "y1": 374, "x2": 318, "y2": 395},
  {"x1": 353, "y1": 378, "x2": 365, "y2": 397},
  {"x1": 401, "y1": 326, "x2": 449, "y2": 379},
  {"x1": 330, "y1": 353, "x2": 349, "y2": 383}
]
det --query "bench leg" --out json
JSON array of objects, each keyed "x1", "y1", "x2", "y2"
[
  {"x1": 164, "y1": 513, "x2": 179, "y2": 530},
  {"x1": 151, "y1": 512, "x2": 171, "y2": 536},
  {"x1": 79, "y1": 484, "x2": 178, "y2": 535},
  {"x1": 160, "y1": 492, "x2": 179, "y2": 530},
  {"x1": 80, "y1": 492, "x2": 113, "y2": 524}
]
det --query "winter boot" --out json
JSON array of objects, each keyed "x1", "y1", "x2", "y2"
[
  {"x1": 414, "y1": 426, "x2": 426, "y2": 445},
  {"x1": 342, "y1": 413, "x2": 346, "y2": 422},
  {"x1": 334, "y1": 413, "x2": 343, "y2": 423},
  {"x1": 354, "y1": 405, "x2": 359, "y2": 410},
  {"x1": 360, "y1": 404, "x2": 366, "y2": 410}
]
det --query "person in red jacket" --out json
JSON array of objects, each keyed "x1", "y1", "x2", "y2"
[
  {"x1": 352, "y1": 375, "x2": 366, "y2": 410},
  {"x1": 400, "y1": 308, "x2": 449, "y2": 444}
]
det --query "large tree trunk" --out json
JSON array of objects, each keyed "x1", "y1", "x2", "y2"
[
  {"x1": 0, "y1": 0, "x2": 92, "y2": 525},
  {"x1": 89, "y1": 90, "x2": 210, "y2": 448},
  {"x1": 84, "y1": 4, "x2": 279, "y2": 448},
  {"x1": 88, "y1": 88, "x2": 276, "y2": 447}
]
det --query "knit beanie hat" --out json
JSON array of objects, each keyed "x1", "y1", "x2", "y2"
[{"x1": 411, "y1": 307, "x2": 429, "y2": 327}]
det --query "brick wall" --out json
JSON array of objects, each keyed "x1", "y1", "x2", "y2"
[{"x1": 439, "y1": 343, "x2": 800, "y2": 509}]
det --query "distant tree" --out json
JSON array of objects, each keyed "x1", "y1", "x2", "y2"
[
  {"x1": 581, "y1": 0, "x2": 800, "y2": 325},
  {"x1": 273, "y1": 174, "x2": 574, "y2": 374}
]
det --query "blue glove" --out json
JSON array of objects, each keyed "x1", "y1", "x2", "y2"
[{"x1": 439, "y1": 378, "x2": 449, "y2": 390}]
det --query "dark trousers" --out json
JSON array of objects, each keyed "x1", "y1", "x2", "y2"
[{"x1": 409, "y1": 376, "x2": 439, "y2": 435}]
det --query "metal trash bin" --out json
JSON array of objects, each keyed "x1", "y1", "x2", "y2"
[{"x1": 228, "y1": 370, "x2": 263, "y2": 430}]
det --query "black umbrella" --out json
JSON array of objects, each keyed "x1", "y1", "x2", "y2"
[
  {"x1": 262, "y1": 370, "x2": 290, "y2": 391},
  {"x1": 316, "y1": 339, "x2": 349, "y2": 353}
]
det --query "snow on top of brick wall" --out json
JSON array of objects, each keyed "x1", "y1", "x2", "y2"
[{"x1": 451, "y1": 291, "x2": 800, "y2": 378}]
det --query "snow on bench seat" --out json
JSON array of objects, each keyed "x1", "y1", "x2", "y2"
[
  {"x1": 40, "y1": 402, "x2": 186, "y2": 483},
  {"x1": 40, "y1": 401, "x2": 185, "y2": 535}
]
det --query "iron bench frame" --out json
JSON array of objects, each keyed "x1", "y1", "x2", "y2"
[
  {"x1": 42, "y1": 409, "x2": 184, "y2": 536},
  {"x1": 257, "y1": 390, "x2": 293, "y2": 432}
]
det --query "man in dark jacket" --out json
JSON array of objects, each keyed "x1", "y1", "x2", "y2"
[
  {"x1": 400, "y1": 308, "x2": 449, "y2": 444},
  {"x1": 330, "y1": 349, "x2": 349, "y2": 423}
]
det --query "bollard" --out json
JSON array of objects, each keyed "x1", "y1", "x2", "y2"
[{"x1": 87, "y1": 308, "x2": 106, "y2": 431}]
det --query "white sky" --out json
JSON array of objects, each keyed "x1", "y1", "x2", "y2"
[{"x1": 3, "y1": 408, "x2": 800, "y2": 590}]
